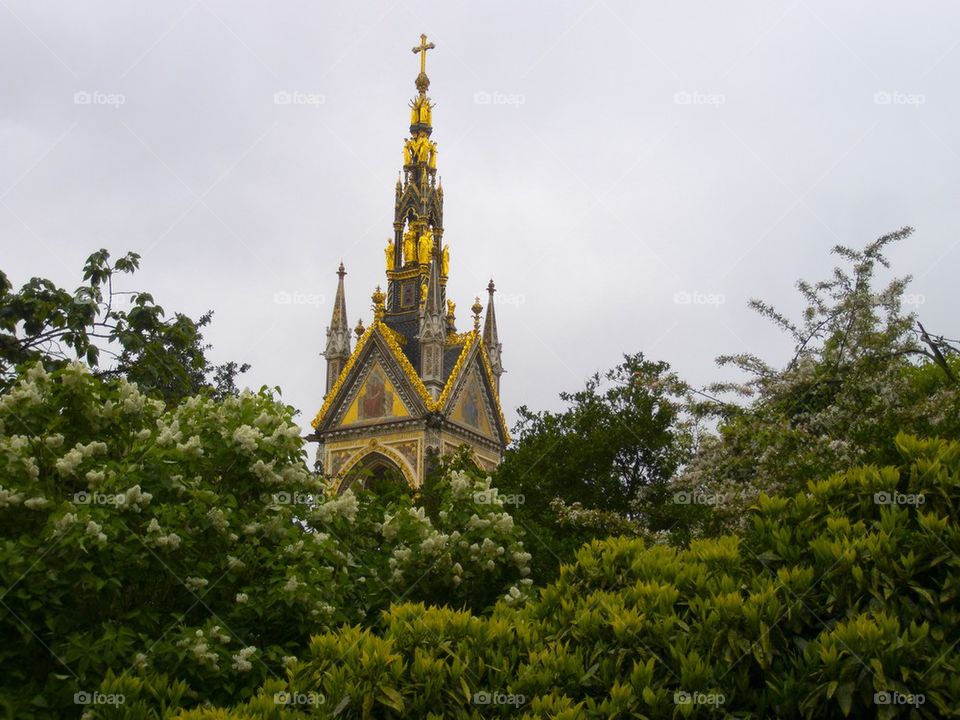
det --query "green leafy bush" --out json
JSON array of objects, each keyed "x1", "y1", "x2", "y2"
[
  {"x1": 0, "y1": 364, "x2": 529, "y2": 718},
  {"x1": 189, "y1": 435, "x2": 959, "y2": 718}
]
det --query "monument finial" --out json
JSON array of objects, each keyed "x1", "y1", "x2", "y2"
[{"x1": 412, "y1": 33, "x2": 436, "y2": 94}]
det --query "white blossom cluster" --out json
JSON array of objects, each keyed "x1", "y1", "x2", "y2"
[
  {"x1": 231, "y1": 645, "x2": 257, "y2": 672},
  {"x1": 175, "y1": 627, "x2": 232, "y2": 671},
  {"x1": 145, "y1": 517, "x2": 182, "y2": 549},
  {"x1": 55, "y1": 441, "x2": 107, "y2": 476},
  {"x1": 378, "y1": 471, "x2": 533, "y2": 598},
  {"x1": 313, "y1": 489, "x2": 359, "y2": 524},
  {"x1": 0, "y1": 434, "x2": 40, "y2": 481}
]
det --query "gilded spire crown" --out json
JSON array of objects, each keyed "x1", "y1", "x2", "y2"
[
  {"x1": 408, "y1": 34, "x2": 435, "y2": 138},
  {"x1": 392, "y1": 33, "x2": 443, "y2": 284}
]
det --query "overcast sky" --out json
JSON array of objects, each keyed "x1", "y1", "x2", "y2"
[{"x1": 2, "y1": 1, "x2": 958, "y2": 435}]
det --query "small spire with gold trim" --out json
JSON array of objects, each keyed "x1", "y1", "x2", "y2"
[
  {"x1": 483, "y1": 278, "x2": 504, "y2": 389},
  {"x1": 322, "y1": 262, "x2": 351, "y2": 395}
]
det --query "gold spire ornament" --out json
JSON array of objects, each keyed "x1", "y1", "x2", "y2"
[
  {"x1": 412, "y1": 33, "x2": 435, "y2": 94},
  {"x1": 472, "y1": 296, "x2": 483, "y2": 330},
  {"x1": 354, "y1": 318, "x2": 365, "y2": 339},
  {"x1": 371, "y1": 286, "x2": 386, "y2": 319}
]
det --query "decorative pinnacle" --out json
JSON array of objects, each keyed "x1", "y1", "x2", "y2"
[
  {"x1": 487, "y1": 278, "x2": 496, "y2": 295},
  {"x1": 354, "y1": 319, "x2": 365, "y2": 339},
  {"x1": 472, "y1": 296, "x2": 483, "y2": 330},
  {"x1": 337, "y1": 261, "x2": 346, "y2": 279},
  {"x1": 371, "y1": 286, "x2": 386, "y2": 318}
]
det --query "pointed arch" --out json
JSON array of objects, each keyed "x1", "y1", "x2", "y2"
[{"x1": 337, "y1": 444, "x2": 418, "y2": 493}]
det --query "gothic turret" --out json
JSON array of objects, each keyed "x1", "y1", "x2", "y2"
[
  {"x1": 483, "y1": 279, "x2": 504, "y2": 391},
  {"x1": 323, "y1": 262, "x2": 351, "y2": 394}
]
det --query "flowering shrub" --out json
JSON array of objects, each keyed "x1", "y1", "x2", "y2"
[
  {"x1": 0, "y1": 364, "x2": 529, "y2": 718},
  {"x1": 676, "y1": 229, "x2": 960, "y2": 538},
  {"x1": 180, "y1": 435, "x2": 959, "y2": 718}
]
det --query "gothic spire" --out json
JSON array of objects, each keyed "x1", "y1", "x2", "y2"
[
  {"x1": 418, "y1": 254, "x2": 446, "y2": 397},
  {"x1": 323, "y1": 262, "x2": 351, "y2": 394},
  {"x1": 483, "y1": 279, "x2": 504, "y2": 388}
]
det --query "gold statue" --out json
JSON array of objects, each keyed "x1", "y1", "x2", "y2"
[
  {"x1": 420, "y1": 281, "x2": 428, "y2": 302},
  {"x1": 417, "y1": 229, "x2": 432, "y2": 264},
  {"x1": 402, "y1": 227, "x2": 416, "y2": 265},
  {"x1": 413, "y1": 135, "x2": 430, "y2": 162},
  {"x1": 447, "y1": 299, "x2": 456, "y2": 317},
  {"x1": 385, "y1": 240, "x2": 395, "y2": 271},
  {"x1": 402, "y1": 142, "x2": 412, "y2": 166},
  {"x1": 429, "y1": 144, "x2": 437, "y2": 170},
  {"x1": 441, "y1": 244, "x2": 450, "y2": 276},
  {"x1": 410, "y1": 105, "x2": 418, "y2": 125},
  {"x1": 419, "y1": 102, "x2": 431, "y2": 124}
]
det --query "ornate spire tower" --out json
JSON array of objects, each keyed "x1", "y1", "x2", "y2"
[
  {"x1": 322, "y1": 262, "x2": 351, "y2": 394},
  {"x1": 311, "y1": 36, "x2": 509, "y2": 491},
  {"x1": 385, "y1": 34, "x2": 445, "y2": 331}
]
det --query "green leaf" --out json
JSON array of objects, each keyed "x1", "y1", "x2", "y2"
[
  {"x1": 378, "y1": 686, "x2": 404, "y2": 712},
  {"x1": 835, "y1": 682, "x2": 854, "y2": 716}
]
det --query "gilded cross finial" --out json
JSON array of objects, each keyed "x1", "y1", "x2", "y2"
[
  {"x1": 412, "y1": 34, "x2": 435, "y2": 75},
  {"x1": 412, "y1": 34, "x2": 435, "y2": 94}
]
